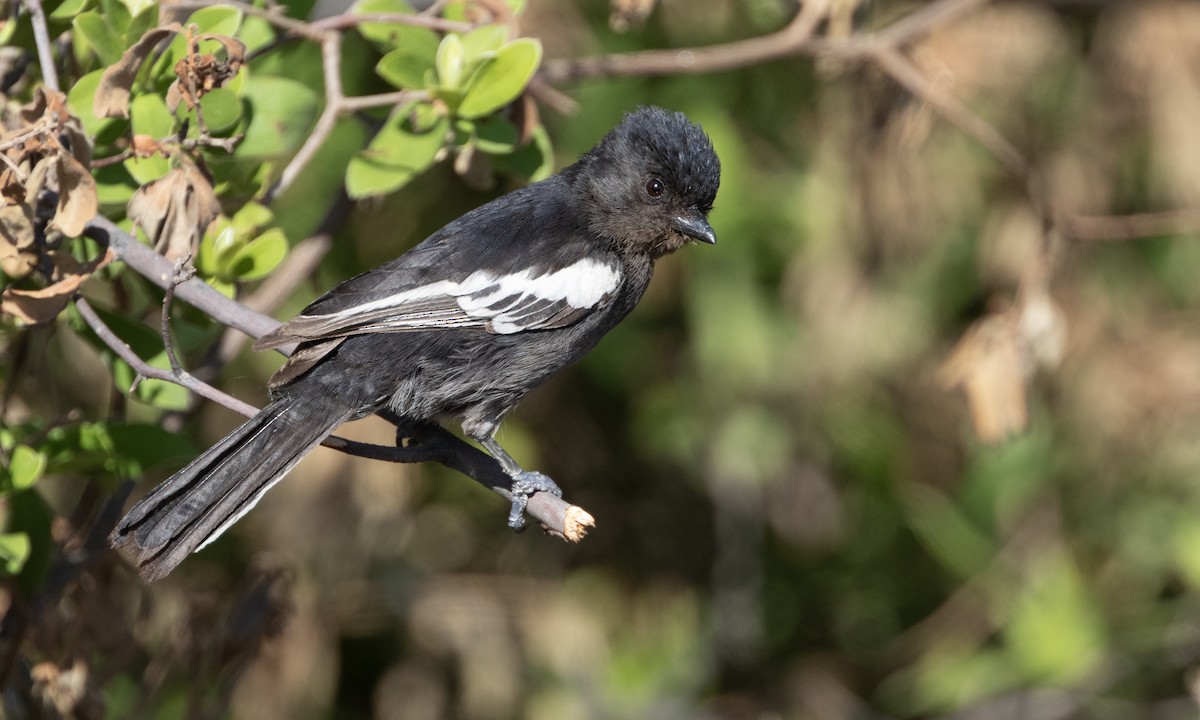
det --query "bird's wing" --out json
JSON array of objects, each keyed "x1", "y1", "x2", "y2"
[{"x1": 255, "y1": 253, "x2": 623, "y2": 349}]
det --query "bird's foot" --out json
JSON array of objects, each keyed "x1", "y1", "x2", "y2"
[{"x1": 507, "y1": 471, "x2": 562, "y2": 529}]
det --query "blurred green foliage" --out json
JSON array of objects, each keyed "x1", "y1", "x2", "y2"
[{"x1": 6, "y1": 0, "x2": 1200, "y2": 719}]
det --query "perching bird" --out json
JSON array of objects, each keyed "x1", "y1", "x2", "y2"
[{"x1": 110, "y1": 106, "x2": 721, "y2": 581}]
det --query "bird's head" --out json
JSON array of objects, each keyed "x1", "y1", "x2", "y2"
[{"x1": 569, "y1": 106, "x2": 721, "y2": 258}]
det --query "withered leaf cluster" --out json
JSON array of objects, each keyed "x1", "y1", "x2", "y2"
[
  {"x1": 0, "y1": 89, "x2": 105, "y2": 326},
  {"x1": 95, "y1": 24, "x2": 246, "y2": 120},
  {"x1": 92, "y1": 24, "x2": 240, "y2": 262}
]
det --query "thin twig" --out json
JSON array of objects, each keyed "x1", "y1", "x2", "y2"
[
  {"x1": 160, "y1": 255, "x2": 196, "y2": 376},
  {"x1": 309, "y1": 12, "x2": 471, "y2": 33},
  {"x1": 22, "y1": 0, "x2": 59, "y2": 92},
  {"x1": 77, "y1": 296, "x2": 260, "y2": 416},
  {"x1": 265, "y1": 26, "x2": 425, "y2": 202}
]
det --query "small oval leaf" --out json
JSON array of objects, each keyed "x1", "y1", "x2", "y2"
[
  {"x1": 225, "y1": 228, "x2": 287, "y2": 281},
  {"x1": 377, "y1": 48, "x2": 436, "y2": 90},
  {"x1": 10, "y1": 446, "x2": 47, "y2": 491},
  {"x1": 436, "y1": 34, "x2": 466, "y2": 90},
  {"x1": 457, "y1": 38, "x2": 542, "y2": 119}
]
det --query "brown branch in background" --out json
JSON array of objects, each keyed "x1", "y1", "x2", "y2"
[
  {"x1": 541, "y1": 0, "x2": 838, "y2": 84},
  {"x1": 870, "y1": 46, "x2": 1030, "y2": 180},
  {"x1": 1062, "y1": 209, "x2": 1200, "y2": 242},
  {"x1": 539, "y1": 0, "x2": 991, "y2": 84}
]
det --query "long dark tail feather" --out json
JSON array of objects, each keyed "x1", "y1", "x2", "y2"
[{"x1": 110, "y1": 394, "x2": 354, "y2": 582}]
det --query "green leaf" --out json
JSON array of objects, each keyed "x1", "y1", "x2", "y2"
[
  {"x1": 182, "y1": 5, "x2": 242, "y2": 36},
  {"x1": 272, "y1": 118, "x2": 367, "y2": 241},
  {"x1": 238, "y1": 15, "x2": 277, "y2": 54},
  {"x1": 436, "y1": 33, "x2": 466, "y2": 90},
  {"x1": 67, "y1": 69, "x2": 121, "y2": 137},
  {"x1": 492, "y1": 123, "x2": 553, "y2": 181},
  {"x1": 345, "y1": 111, "x2": 447, "y2": 198},
  {"x1": 225, "y1": 228, "x2": 287, "y2": 281},
  {"x1": 73, "y1": 11, "x2": 124, "y2": 66},
  {"x1": 197, "y1": 219, "x2": 235, "y2": 276},
  {"x1": 235, "y1": 76, "x2": 319, "y2": 159},
  {"x1": 232, "y1": 202, "x2": 273, "y2": 233},
  {"x1": 460, "y1": 25, "x2": 507, "y2": 62},
  {"x1": 377, "y1": 47, "x2": 437, "y2": 90},
  {"x1": 120, "y1": 0, "x2": 157, "y2": 19},
  {"x1": 0, "y1": 533, "x2": 30, "y2": 575},
  {"x1": 124, "y1": 93, "x2": 174, "y2": 183},
  {"x1": 457, "y1": 38, "x2": 541, "y2": 119},
  {"x1": 129, "y1": 92, "x2": 175, "y2": 137},
  {"x1": 1005, "y1": 553, "x2": 1104, "y2": 683},
  {"x1": 50, "y1": 0, "x2": 94, "y2": 22},
  {"x1": 124, "y1": 1, "x2": 158, "y2": 48},
  {"x1": 9, "y1": 446, "x2": 47, "y2": 491},
  {"x1": 473, "y1": 115, "x2": 518, "y2": 154},
  {"x1": 196, "y1": 86, "x2": 242, "y2": 134}
]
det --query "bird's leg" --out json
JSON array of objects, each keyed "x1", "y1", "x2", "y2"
[{"x1": 478, "y1": 436, "x2": 562, "y2": 529}]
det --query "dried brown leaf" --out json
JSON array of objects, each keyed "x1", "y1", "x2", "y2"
[
  {"x1": 51, "y1": 153, "x2": 98, "y2": 237},
  {"x1": 95, "y1": 25, "x2": 181, "y2": 120},
  {"x1": 19, "y1": 87, "x2": 68, "y2": 125},
  {"x1": 197, "y1": 33, "x2": 246, "y2": 70},
  {"x1": 62, "y1": 120, "x2": 92, "y2": 169},
  {"x1": 23, "y1": 156, "x2": 52, "y2": 205},
  {"x1": 0, "y1": 204, "x2": 36, "y2": 278},
  {"x1": 128, "y1": 164, "x2": 220, "y2": 261},
  {"x1": 131, "y1": 134, "x2": 161, "y2": 156},
  {"x1": 0, "y1": 203, "x2": 34, "y2": 250},
  {"x1": 165, "y1": 79, "x2": 184, "y2": 114},
  {"x1": 1, "y1": 249, "x2": 112, "y2": 325},
  {"x1": 939, "y1": 311, "x2": 1029, "y2": 443}
]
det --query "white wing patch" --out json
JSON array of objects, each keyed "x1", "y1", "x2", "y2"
[{"x1": 300, "y1": 257, "x2": 622, "y2": 337}]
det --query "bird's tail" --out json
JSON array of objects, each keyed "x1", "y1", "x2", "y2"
[{"x1": 110, "y1": 393, "x2": 355, "y2": 581}]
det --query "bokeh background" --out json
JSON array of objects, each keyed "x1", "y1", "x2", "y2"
[{"x1": 12, "y1": 0, "x2": 1200, "y2": 718}]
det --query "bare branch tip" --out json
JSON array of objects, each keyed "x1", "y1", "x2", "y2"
[{"x1": 561, "y1": 506, "x2": 595, "y2": 542}]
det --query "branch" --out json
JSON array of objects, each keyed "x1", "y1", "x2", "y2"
[
  {"x1": 540, "y1": 0, "x2": 839, "y2": 84},
  {"x1": 1061, "y1": 210, "x2": 1200, "y2": 242},
  {"x1": 22, "y1": 0, "x2": 59, "y2": 92},
  {"x1": 539, "y1": 0, "x2": 990, "y2": 84},
  {"x1": 266, "y1": 32, "x2": 426, "y2": 202},
  {"x1": 80, "y1": 217, "x2": 592, "y2": 540}
]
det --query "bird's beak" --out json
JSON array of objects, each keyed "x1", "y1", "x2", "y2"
[{"x1": 673, "y1": 213, "x2": 717, "y2": 245}]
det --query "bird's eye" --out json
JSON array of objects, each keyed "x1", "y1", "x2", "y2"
[{"x1": 645, "y1": 178, "x2": 665, "y2": 198}]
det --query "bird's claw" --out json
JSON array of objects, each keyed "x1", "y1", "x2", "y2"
[{"x1": 506, "y1": 471, "x2": 562, "y2": 529}]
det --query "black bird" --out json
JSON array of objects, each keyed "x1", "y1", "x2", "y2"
[{"x1": 110, "y1": 106, "x2": 721, "y2": 581}]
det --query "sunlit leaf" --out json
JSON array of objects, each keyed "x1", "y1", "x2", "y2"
[
  {"x1": 346, "y1": 111, "x2": 447, "y2": 198},
  {"x1": 235, "y1": 76, "x2": 319, "y2": 159},
  {"x1": 225, "y1": 228, "x2": 287, "y2": 281},
  {"x1": 457, "y1": 38, "x2": 541, "y2": 119},
  {"x1": 436, "y1": 33, "x2": 465, "y2": 90},
  {"x1": 460, "y1": 24, "x2": 507, "y2": 62},
  {"x1": 377, "y1": 48, "x2": 437, "y2": 90},
  {"x1": 9, "y1": 445, "x2": 47, "y2": 491},
  {"x1": 0, "y1": 533, "x2": 30, "y2": 575}
]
